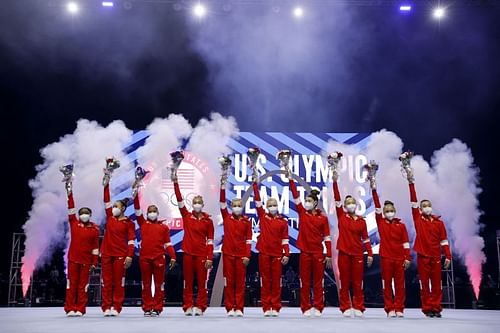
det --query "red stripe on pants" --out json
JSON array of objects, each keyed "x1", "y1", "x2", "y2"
[
  {"x1": 417, "y1": 255, "x2": 443, "y2": 314},
  {"x1": 338, "y1": 252, "x2": 365, "y2": 312},
  {"x1": 299, "y1": 252, "x2": 325, "y2": 313},
  {"x1": 140, "y1": 256, "x2": 166, "y2": 312},
  {"x1": 101, "y1": 255, "x2": 126, "y2": 313},
  {"x1": 183, "y1": 254, "x2": 208, "y2": 312},
  {"x1": 259, "y1": 254, "x2": 283, "y2": 312},
  {"x1": 381, "y1": 257, "x2": 406, "y2": 313},
  {"x1": 223, "y1": 254, "x2": 247, "y2": 312},
  {"x1": 64, "y1": 261, "x2": 91, "y2": 314}
]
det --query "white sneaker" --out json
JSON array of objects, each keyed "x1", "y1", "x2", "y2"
[
  {"x1": 342, "y1": 309, "x2": 353, "y2": 317},
  {"x1": 103, "y1": 309, "x2": 112, "y2": 317},
  {"x1": 67, "y1": 311, "x2": 76, "y2": 317},
  {"x1": 388, "y1": 310, "x2": 396, "y2": 318},
  {"x1": 74, "y1": 311, "x2": 83, "y2": 317},
  {"x1": 271, "y1": 310, "x2": 279, "y2": 317},
  {"x1": 193, "y1": 307, "x2": 203, "y2": 316},
  {"x1": 396, "y1": 312, "x2": 404, "y2": 318},
  {"x1": 313, "y1": 308, "x2": 322, "y2": 317},
  {"x1": 184, "y1": 307, "x2": 193, "y2": 316},
  {"x1": 227, "y1": 309, "x2": 235, "y2": 317},
  {"x1": 264, "y1": 310, "x2": 272, "y2": 317},
  {"x1": 353, "y1": 309, "x2": 364, "y2": 317},
  {"x1": 303, "y1": 309, "x2": 312, "y2": 317},
  {"x1": 234, "y1": 310, "x2": 244, "y2": 317},
  {"x1": 110, "y1": 308, "x2": 119, "y2": 316}
]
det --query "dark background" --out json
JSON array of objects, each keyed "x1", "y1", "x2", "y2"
[{"x1": 0, "y1": 0, "x2": 498, "y2": 307}]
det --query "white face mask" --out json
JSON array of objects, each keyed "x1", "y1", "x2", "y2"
[
  {"x1": 147, "y1": 212, "x2": 158, "y2": 221},
  {"x1": 79, "y1": 214, "x2": 90, "y2": 223},
  {"x1": 346, "y1": 204, "x2": 357, "y2": 213},
  {"x1": 422, "y1": 206, "x2": 433, "y2": 215},
  {"x1": 112, "y1": 207, "x2": 122, "y2": 217},
  {"x1": 192, "y1": 204, "x2": 203, "y2": 212},
  {"x1": 384, "y1": 211, "x2": 395, "y2": 220},
  {"x1": 267, "y1": 206, "x2": 278, "y2": 214},
  {"x1": 304, "y1": 201, "x2": 315, "y2": 211},
  {"x1": 232, "y1": 206, "x2": 243, "y2": 215}
]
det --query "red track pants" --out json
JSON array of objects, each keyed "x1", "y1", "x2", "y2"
[
  {"x1": 64, "y1": 261, "x2": 91, "y2": 314},
  {"x1": 417, "y1": 255, "x2": 443, "y2": 314},
  {"x1": 140, "y1": 255, "x2": 166, "y2": 312},
  {"x1": 223, "y1": 254, "x2": 247, "y2": 312},
  {"x1": 381, "y1": 257, "x2": 406, "y2": 313},
  {"x1": 101, "y1": 255, "x2": 126, "y2": 313},
  {"x1": 259, "y1": 254, "x2": 283, "y2": 312},
  {"x1": 183, "y1": 254, "x2": 208, "y2": 312},
  {"x1": 338, "y1": 252, "x2": 365, "y2": 312},
  {"x1": 299, "y1": 252, "x2": 325, "y2": 313}
]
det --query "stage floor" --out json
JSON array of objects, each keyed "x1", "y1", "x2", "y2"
[{"x1": 1, "y1": 307, "x2": 499, "y2": 333}]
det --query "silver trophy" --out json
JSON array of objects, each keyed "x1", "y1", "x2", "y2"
[
  {"x1": 218, "y1": 155, "x2": 232, "y2": 186},
  {"x1": 102, "y1": 157, "x2": 120, "y2": 186},
  {"x1": 131, "y1": 166, "x2": 149, "y2": 198},
  {"x1": 59, "y1": 164, "x2": 74, "y2": 193},
  {"x1": 276, "y1": 149, "x2": 293, "y2": 177},
  {"x1": 327, "y1": 151, "x2": 343, "y2": 181},
  {"x1": 247, "y1": 147, "x2": 261, "y2": 181},
  {"x1": 399, "y1": 151, "x2": 414, "y2": 182},
  {"x1": 169, "y1": 150, "x2": 184, "y2": 181},
  {"x1": 363, "y1": 160, "x2": 379, "y2": 190}
]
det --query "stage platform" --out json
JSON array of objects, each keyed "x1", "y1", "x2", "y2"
[{"x1": 1, "y1": 307, "x2": 499, "y2": 333}]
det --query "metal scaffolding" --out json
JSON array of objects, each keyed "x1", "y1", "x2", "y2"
[
  {"x1": 442, "y1": 257, "x2": 456, "y2": 309},
  {"x1": 8, "y1": 232, "x2": 32, "y2": 307}
]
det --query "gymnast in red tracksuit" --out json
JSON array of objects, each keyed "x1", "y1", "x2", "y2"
[
  {"x1": 173, "y1": 178, "x2": 214, "y2": 316},
  {"x1": 252, "y1": 181, "x2": 290, "y2": 317},
  {"x1": 133, "y1": 189, "x2": 176, "y2": 317},
  {"x1": 101, "y1": 182, "x2": 136, "y2": 316},
  {"x1": 371, "y1": 187, "x2": 411, "y2": 317},
  {"x1": 289, "y1": 177, "x2": 332, "y2": 317},
  {"x1": 64, "y1": 187, "x2": 100, "y2": 317},
  {"x1": 220, "y1": 181, "x2": 252, "y2": 317},
  {"x1": 333, "y1": 179, "x2": 373, "y2": 317},
  {"x1": 407, "y1": 179, "x2": 452, "y2": 318}
]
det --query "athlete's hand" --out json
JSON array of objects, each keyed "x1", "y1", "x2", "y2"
[
  {"x1": 367, "y1": 256, "x2": 373, "y2": 268},
  {"x1": 205, "y1": 260, "x2": 213, "y2": 270},
  {"x1": 124, "y1": 256, "x2": 133, "y2": 269},
  {"x1": 403, "y1": 260, "x2": 411, "y2": 270},
  {"x1": 281, "y1": 256, "x2": 289, "y2": 265},
  {"x1": 324, "y1": 257, "x2": 332, "y2": 270},
  {"x1": 443, "y1": 259, "x2": 451, "y2": 270},
  {"x1": 169, "y1": 259, "x2": 177, "y2": 270},
  {"x1": 242, "y1": 257, "x2": 250, "y2": 266}
]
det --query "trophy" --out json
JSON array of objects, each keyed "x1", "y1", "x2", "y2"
[
  {"x1": 399, "y1": 151, "x2": 414, "y2": 182},
  {"x1": 247, "y1": 147, "x2": 261, "y2": 181},
  {"x1": 59, "y1": 164, "x2": 74, "y2": 194},
  {"x1": 131, "y1": 166, "x2": 149, "y2": 198},
  {"x1": 363, "y1": 160, "x2": 379, "y2": 190},
  {"x1": 218, "y1": 155, "x2": 232, "y2": 186},
  {"x1": 169, "y1": 150, "x2": 184, "y2": 181},
  {"x1": 276, "y1": 149, "x2": 292, "y2": 177},
  {"x1": 327, "y1": 151, "x2": 343, "y2": 181},
  {"x1": 102, "y1": 157, "x2": 120, "y2": 186}
]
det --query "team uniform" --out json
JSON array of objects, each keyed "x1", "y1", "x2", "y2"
[
  {"x1": 134, "y1": 195, "x2": 176, "y2": 314},
  {"x1": 371, "y1": 189, "x2": 411, "y2": 314},
  {"x1": 174, "y1": 181, "x2": 214, "y2": 313},
  {"x1": 252, "y1": 182, "x2": 290, "y2": 314},
  {"x1": 219, "y1": 186, "x2": 252, "y2": 313},
  {"x1": 101, "y1": 184, "x2": 136, "y2": 314},
  {"x1": 64, "y1": 193, "x2": 100, "y2": 315},
  {"x1": 333, "y1": 181, "x2": 373, "y2": 313},
  {"x1": 408, "y1": 183, "x2": 452, "y2": 315},
  {"x1": 289, "y1": 179, "x2": 332, "y2": 314}
]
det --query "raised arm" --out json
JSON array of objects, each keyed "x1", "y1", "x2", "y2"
[
  {"x1": 332, "y1": 180, "x2": 344, "y2": 219},
  {"x1": 371, "y1": 188, "x2": 384, "y2": 225},
  {"x1": 219, "y1": 183, "x2": 229, "y2": 220},
  {"x1": 173, "y1": 180, "x2": 189, "y2": 217},
  {"x1": 408, "y1": 182, "x2": 420, "y2": 222},
  {"x1": 67, "y1": 191, "x2": 78, "y2": 226},
  {"x1": 103, "y1": 183, "x2": 112, "y2": 218},
  {"x1": 289, "y1": 178, "x2": 305, "y2": 215},
  {"x1": 133, "y1": 191, "x2": 146, "y2": 227},
  {"x1": 252, "y1": 181, "x2": 266, "y2": 220}
]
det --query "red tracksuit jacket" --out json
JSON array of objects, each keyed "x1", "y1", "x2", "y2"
[
  {"x1": 333, "y1": 182, "x2": 373, "y2": 256},
  {"x1": 134, "y1": 196, "x2": 176, "y2": 260},
  {"x1": 290, "y1": 179, "x2": 332, "y2": 257},
  {"x1": 174, "y1": 182, "x2": 214, "y2": 260},
  {"x1": 409, "y1": 183, "x2": 452, "y2": 260},
  {"x1": 101, "y1": 184, "x2": 135, "y2": 258},
  {"x1": 67, "y1": 193, "x2": 100, "y2": 265},
  {"x1": 220, "y1": 189, "x2": 252, "y2": 258},
  {"x1": 372, "y1": 189, "x2": 410, "y2": 261},
  {"x1": 252, "y1": 182, "x2": 290, "y2": 257}
]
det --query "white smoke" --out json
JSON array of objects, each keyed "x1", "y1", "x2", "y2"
[{"x1": 325, "y1": 129, "x2": 485, "y2": 298}]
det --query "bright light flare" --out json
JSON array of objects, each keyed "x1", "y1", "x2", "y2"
[
  {"x1": 66, "y1": 2, "x2": 79, "y2": 14},
  {"x1": 293, "y1": 6, "x2": 304, "y2": 18},
  {"x1": 193, "y1": 3, "x2": 207, "y2": 18},
  {"x1": 433, "y1": 7, "x2": 445, "y2": 19}
]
